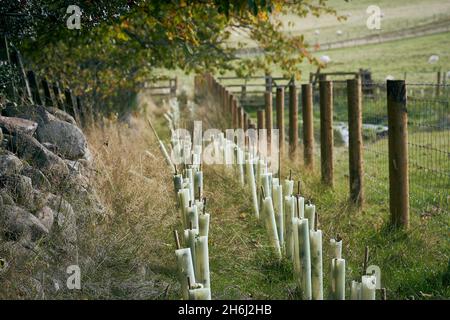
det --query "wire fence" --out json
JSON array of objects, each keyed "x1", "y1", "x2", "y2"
[{"x1": 217, "y1": 76, "x2": 450, "y2": 216}]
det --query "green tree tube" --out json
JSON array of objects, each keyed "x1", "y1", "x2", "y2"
[
  {"x1": 175, "y1": 248, "x2": 196, "y2": 300},
  {"x1": 178, "y1": 188, "x2": 190, "y2": 228},
  {"x1": 293, "y1": 218, "x2": 301, "y2": 276},
  {"x1": 194, "y1": 236, "x2": 211, "y2": 289},
  {"x1": 305, "y1": 203, "x2": 315, "y2": 230},
  {"x1": 194, "y1": 170, "x2": 203, "y2": 197},
  {"x1": 199, "y1": 213, "x2": 210, "y2": 237},
  {"x1": 237, "y1": 149, "x2": 245, "y2": 186},
  {"x1": 186, "y1": 168, "x2": 194, "y2": 200},
  {"x1": 173, "y1": 174, "x2": 183, "y2": 195},
  {"x1": 329, "y1": 238, "x2": 343, "y2": 299},
  {"x1": 361, "y1": 275, "x2": 376, "y2": 300},
  {"x1": 283, "y1": 179, "x2": 294, "y2": 197},
  {"x1": 310, "y1": 229, "x2": 323, "y2": 300},
  {"x1": 188, "y1": 228, "x2": 199, "y2": 276},
  {"x1": 246, "y1": 159, "x2": 259, "y2": 219},
  {"x1": 273, "y1": 184, "x2": 284, "y2": 248},
  {"x1": 295, "y1": 196, "x2": 305, "y2": 219},
  {"x1": 334, "y1": 258, "x2": 346, "y2": 300},
  {"x1": 284, "y1": 195, "x2": 295, "y2": 260},
  {"x1": 186, "y1": 205, "x2": 199, "y2": 230},
  {"x1": 297, "y1": 218, "x2": 312, "y2": 300},
  {"x1": 351, "y1": 280, "x2": 362, "y2": 300},
  {"x1": 262, "y1": 197, "x2": 282, "y2": 259},
  {"x1": 261, "y1": 173, "x2": 272, "y2": 199},
  {"x1": 330, "y1": 238, "x2": 342, "y2": 259}
]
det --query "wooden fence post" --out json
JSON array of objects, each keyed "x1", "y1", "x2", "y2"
[
  {"x1": 265, "y1": 91, "x2": 273, "y2": 145},
  {"x1": 302, "y1": 83, "x2": 314, "y2": 168},
  {"x1": 387, "y1": 80, "x2": 409, "y2": 229},
  {"x1": 288, "y1": 82, "x2": 298, "y2": 157},
  {"x1": 257, "y1": 109, "x2": 265, "y2": 130},
  {"x1": 10, "y1": 48, "x2": 32, "y2": 102},
  {"x1": 436, "y1": 70, "x2": 441, "y2": 97},
  {"x1": 0, "y1": 35, "x2": 16, "y2": 100},
  {"x1": 319, "y1": 80, "x2": 334, "y2": 187},
  {"x1": 347, "y1": 79, "x2": 364, "y2": 206},
  {"x1": 237, "y1": 106, "x2": 244, "y2": 129},
  {"x1": 241, "y1": 85, "x2": 247, "y2": 101},
  {"x1": 276, "y1": 87, "x2": 285, "y2": 154},
  {"x1": 41, "y1": 77, "x2": 54, "y2": 106},
  {"x1": 231, "y1": 98, "x2": 237, "y2": 128},
  {"x1": 52, "y1": 82, "x2": 64, "y2": 110},
  {"x1": 244, "y1": 112, "x2": 248, "y2": 131},
  {"x1": 26, "y1": 70, "x2": 42, "y2": 105},
  {"x1": 64, "y1": 88, "x2": 80, "y2": 123}
]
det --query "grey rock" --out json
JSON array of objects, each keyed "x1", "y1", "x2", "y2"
[
  {"x1": 0, "y1": 115, "x2": 38, "y2": 135},
  {"x1": 36, "y1": 119, "x2": 88, "y2": 160},
  {"x1": 21, "y1": 166, "x2": 51, "y2": 191},
  {"x1": 0, "y1": 189, "x2": 15, "y2": 205},
  {"x1": 46, "y1": 107, "x2": 77, "y2": 125},
  {"x1": 36, "y1": 206, "x2": 54, "y2": 231},
  {"x1": 0, "y1": 174, "x2": 34, "y2": 208},
  {"x1": 42, "y1": 142, "x2": 59, "y2": 154},
  {"x1": 8, "y1": 132, "x2": 69, "y2": 179},
  {"x1": 0, "y1": 204, "x2": 49, "y2": 242},
  {"x1": 46, "y1": 194, "x2": 77, "y2": 244},
  {"x1": 0, "y1": 153, "x2": 23, "y2": 176}
]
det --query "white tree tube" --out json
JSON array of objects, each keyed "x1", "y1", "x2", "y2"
[
  {"x1": 333, "y1": 258, "x2": 346, "y2": 300},
  {"x1": 329, "y1": 238, "x2": 343, "y2": 299},
  {"x1": 293, "y1": 218, "x2": 301, "y2": 275},
  {"x1": 175, "y1": 248, "x2": 196, "y2": 300},
  {"x1": 272, "y1": 184, "x2": 284, "y2": 248},
  {"x1": 310, "y1": 229, "x2": 323, "y2": 300},
  {"x1": 262, "y1": 197, "x2": 282, "y2": 259},
  {"x1": 189, "y1": 287, "x2": 211, "y2": 300},
  {"x1": 272, "y1": 178, "x2": 279, "y2": 187},
  {"x1": 261, "y1": 173, "x2": 272, "y2": 199},
  {"x1": 246, "y1": 159, "x2": 259, "y2": 219},
  {"x1": 295, "y1": 196, "x2": 305, "y2": 219},
  {"x1": 297, "y1": 218, "x2": 312, "y2": 300},
  {"x1": 257, "y1": 159, "x2": 266, "y2": 187},
  {"x1": 188, "y1": 228, "x2": 199, "y2": 275},
  {"x1": 194, "y1": 170, "x2": 203, "y2": 198},
  {"x1": 173, "y1": 174, "x2": 183, "y2": 195},
  {"x1": 186, "y1": 205, "x2": 199, "y2": 230},
  {"x1": 194, "y1": 236, "x2": 211, "y2": 289},
  {"x1": 178, "y1": 188, "x2": 190, "y2": 228},
  {"x1": 361, "y1": 275, "x2": 377, "y2": 300},
  {"x1": 237, "y1": 149, "x2": 245, "y2": 186},
  {"x1": 186, "y1": 169, "x2": 195, "y2": 200},
  {"x1": 199, "y1": 213, "x2": 210, "y2": 237},
  {"x1": 305, "y1": 203, "x2": 316, "y2": 230},
  {"x1": 284, "y1": 196, "x2": 295, "y2": 260},
  {"x1": 283, "y1": 179, "x2": 294, "y2": 197},
  {"x1": 351, "y1": 280, "x2": 362, "y2": 300},
  {"x1": 330, "y1": 238, "x2": 342, "y2": 259}
]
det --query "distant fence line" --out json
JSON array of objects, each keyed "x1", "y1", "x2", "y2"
[{"x1": 195, "y1": 72, "x2": 450, "y2": 230}]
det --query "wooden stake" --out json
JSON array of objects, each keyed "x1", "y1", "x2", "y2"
[
  {"x1": 363, "y1": 245, "x2": 369, "y2": 276},
  {"x1": 174, "y1": 230, "x2": 181, "y2": 250}
]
